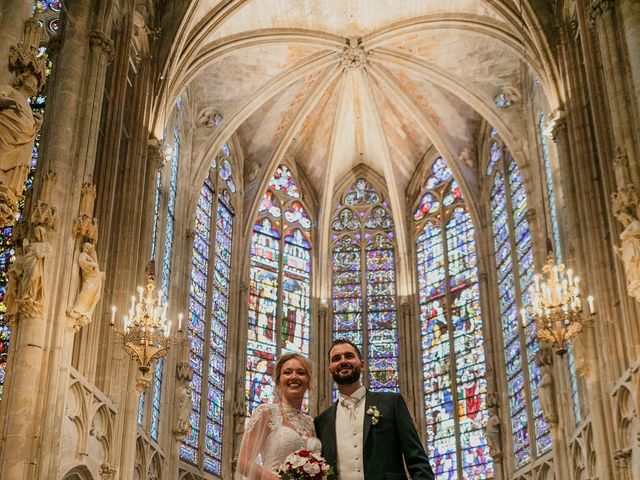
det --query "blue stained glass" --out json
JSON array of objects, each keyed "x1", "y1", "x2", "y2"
[
  {"x1": 151, "y1": 170, "x2": 162, "y2": 259},
  {"x1": 331, "y1": 179, "x2": 399, "y2": 392},
  {"x1": 416, "y1": 157, "x2": 493, "y2": 479},
  {"x1": 151, "y1": 358, "x2": 163, "y2": 441},
  {"x1": 489, "y1": 134, "x2": 554, "y2": 466},
  {"x1": 181, "y1": 180, "x2": 213, "y2": 462},
  {"x1": 247, "y1": 165, "x2": 311, "y2": 414},
  {"x1": 138, "y1": 392, "x2": 145, "y2": 426}
]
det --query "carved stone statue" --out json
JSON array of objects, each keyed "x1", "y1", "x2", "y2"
[
  {"x1": 68, "y1": 243, "x2": 105, "y2": 328},
  {"x1": 484, "y1": 410, "x2": 502, "y2": 458},
  {"x1": 612, "y1": 185, "x2": 640, "y2": 302},
  {"x1": 4, "y1": 240, "x2": 25, "y2": 322},
  {"x1": 0, "y1": 72, "x2": 41, "y2": 225},
  {"x1": 174, "y1": 382, "x2": 192, "y2": 438},
  {"x1": 535, "y1": 349, "x2": 558, "y2": 425},
  {"x1": 616, "y1": 210, "x2": 640, "y2": 302},
  {"x1": 17, "y1": 225, "x2": 52, "y2": 318}
]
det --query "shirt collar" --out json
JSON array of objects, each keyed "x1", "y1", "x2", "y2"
[{"x1": 338, "y1": 385, "x2": 366, "y2": 404}]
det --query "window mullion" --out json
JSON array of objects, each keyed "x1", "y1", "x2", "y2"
[
  {"x1": 361, "y1": 228, "x2": 369, "y2": 389},
  {"x1": 439, "y1": 188, "x2": 464, "y2": 479},
  {"x1": 275, "y1": 199, "x2": 287, "y2": 357},
  {"x1": 199, "y1": 184, "x2": 218, "y2": 469},
  {"x1": 501, "y1": 157, "x2": 538, "y2": 460}
]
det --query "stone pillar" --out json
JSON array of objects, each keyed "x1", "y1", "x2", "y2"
[
  {"x1": 589, "y1": 0, "x2": 640, "y2": 189},
  {"x1": 620, "y1": 0, "x2": 640, "y2": 130},
  {"x1": 0, "y1": 0, "x2": 35, "y2": 85},
  {"x1": 0, "y1": 224, "x2": 54, "y2": 478}
]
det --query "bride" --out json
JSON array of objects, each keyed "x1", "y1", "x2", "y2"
[{"x1": 236, "y1": 353, "x2": 321, "y2": 479}]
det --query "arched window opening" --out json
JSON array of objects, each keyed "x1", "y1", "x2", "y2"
[
  {"x1": 331, "y1": 177, "x2": 399, "y2": 393},
  {"x1": 180, "y1": 148, "x2": 237, "y2": 475},
  {"x1": 415, "y1": 157, "x2": 493, "y2": 478},
  {"x1": 488, "y1": 131, "x2": 551, "y2": 467},
  {"x1": 538, "y1": 114, "x2": 581, "y2": 425},
  {"x1": 246, "y1": 165, "x2": 312, "y2": 414}
]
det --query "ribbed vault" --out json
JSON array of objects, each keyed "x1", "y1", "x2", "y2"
[{"x1": 154, "y1": 1, "x2": 561, "y2": 294}]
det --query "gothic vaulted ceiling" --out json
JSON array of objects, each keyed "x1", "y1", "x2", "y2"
[{"x1": 158, "y1": 0, "x2": 558, "y2": 231}]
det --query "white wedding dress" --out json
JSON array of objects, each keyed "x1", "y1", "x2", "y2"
[{"x1": 236, "y1": 403, "x2": 322, "y2": 479}]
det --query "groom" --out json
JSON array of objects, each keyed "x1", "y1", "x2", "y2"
[{"x1": 315, "y1": 339, "x2": 434, "y2": 479}]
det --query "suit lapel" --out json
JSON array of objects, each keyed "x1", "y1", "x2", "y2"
[
  {"x1": 327, "y1": 401, "x2": 338, "y2": 471},
  {"x1": 363, "y1": 390, "x2": 376, "y2": 442}
]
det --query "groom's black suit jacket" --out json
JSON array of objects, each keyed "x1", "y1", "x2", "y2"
[{"x1": 314, "y1": 390, "x2": 435, "y2": 480}]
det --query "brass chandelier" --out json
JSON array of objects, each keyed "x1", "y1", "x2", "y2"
[
  {"x1": 110, "y1": 271, "x2": 183, "y2": 386},
  {"x1": 523, "y1": 254, "x2": 595, "y2": 356}
]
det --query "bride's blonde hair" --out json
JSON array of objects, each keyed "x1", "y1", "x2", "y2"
[{"x1": 273, "y1": 353, "x2": 314, "y2": 400}]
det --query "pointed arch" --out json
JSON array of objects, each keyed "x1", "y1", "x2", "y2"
[
  {"x1": 246, "y1": 165, "x2": 313, "y2": 413},
  {"x1": 330, "y1": 172, "x2": 400, "y2": 392},
  {"x1": 181, "y1": 143, "x2": 238, "y2": 475},
  {"x1": 414, "y1": 156, "x2": 494, "y2": 478},
  {"x1": 486, "y1": 129, "x2": 551, "y2": 467}
]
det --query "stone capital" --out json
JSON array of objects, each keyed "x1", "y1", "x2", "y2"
[
  {"x1": 147, "y1": 138, "x2": 166, "y2": 170},
  {"x1": 614, "y1": 448, "x2": 631, "y2": 469},
  {"x1": 550, "y1": 116, "x2": 567, "y2": 143},
  {"x1": 89, "y1": 30, "x2": 115, "y2": 63},
  {"x1": 99, "y1": 463, "x2": 118, "y2": 480},
  {"x1": 589, "y1": 0, "x2": 614, "y2": 25}
]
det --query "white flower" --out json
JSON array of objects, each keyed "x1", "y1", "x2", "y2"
[
  {"x1": 366, "y1": 406, "x2": 381, "y2": 425},
  {"x1": 307, "y1": 437, "x2": 322, "y2": 453},
  {"x1": 285, "y1": 452, "x2": 307, "y2": 469},
  {"x1": 303, "y1": 462, "x2": 321, "y2": 476}
]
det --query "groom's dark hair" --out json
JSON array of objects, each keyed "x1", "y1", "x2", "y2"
[{"x1": 329, "y1": 338, "x2": 363, "y2": 360}]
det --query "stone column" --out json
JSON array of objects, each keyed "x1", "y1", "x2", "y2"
[
  {"x1": 0, "y1": 0, "x2": 35, "y2": 85},
  {"x1": 620, "y1": 0, "x2": 640, "y2": 131},
  {"x1": 589, "y1": 0, "x2": 640, "y2": 188},
  {"x1": 0, "y1": 223, "x2": 54, "y2": 478}
]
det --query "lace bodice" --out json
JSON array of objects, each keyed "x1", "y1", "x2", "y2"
[{"x1": 245, "y1": 403, "x2": 322, "y2": 473}]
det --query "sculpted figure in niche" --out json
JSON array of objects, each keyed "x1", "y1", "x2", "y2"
[
  {"x1": 615, "y1": 208, "x2": 640, "y2": 302},
  {"x1": 18, "y1": 225, "x2": 52, "y2": 317},
  {"x1": 535, "y1": 349, "x2": 558, "y2": 425},
  {"x1": 0, "y1": 72, "x2": 40, "y2": 193},
  {"x1": 484, "y1": 411, "x2": 501, "y2": 457},
  {"x1": 68, "y1": 242, "x2": 105, "y2": 326},
  {"x1": 174, "y1": 382, "x2": 192, "y2": 438},
  {"x1": 4, "y1": 240, "x2": 25, "y2": 322}
]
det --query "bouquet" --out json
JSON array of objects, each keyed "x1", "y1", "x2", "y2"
[{"x1": 276, "y1": 449, "x2": 333, "y2": 480}]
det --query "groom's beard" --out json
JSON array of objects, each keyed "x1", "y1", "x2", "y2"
[{"x1": 331, "y1": 364, "x2": 361, "y2": 385}]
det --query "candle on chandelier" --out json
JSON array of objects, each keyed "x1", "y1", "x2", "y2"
[
  {"x1": 178, "y1": 313, "x2": 183, "y2": 331},
  {"x1": 587, "y1": 295, "x2": 595, "y2": 314},
  {"x1": 110, "y1": 306, "x2": 116, "y2": 326}
]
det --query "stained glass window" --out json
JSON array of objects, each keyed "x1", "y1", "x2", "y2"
[
  {"x1": 181, "y1": 152, "x2": 236, "y2": 476},
  {"x1": 144, "y1": 127, "x2": 181, "y2": 441},
  {"x1": 150, "y1": 358, "x2": 163, "y2": 441},
  {"x1": 415, "y1": 157, "x2": 493, "y2": 479},
  {"x1": 246, "y1": 165, "x2": 311, "y2": 414},
  {"x1": 0, "y1": 1, "x2": 61, "y2": 399},
  {"x1": 538, "y1": 114, "x2": 581, "y2": 425},
  {"x1": 488, "y1": 132, "x2": 551, "y2": 467},
  {"x1": 331, "y1": 178, "x2": 399, "y2": 392}
]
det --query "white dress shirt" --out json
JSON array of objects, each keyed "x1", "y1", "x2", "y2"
[{"x1": 336, "y1": 385, "x2": 366, "y2": 480}]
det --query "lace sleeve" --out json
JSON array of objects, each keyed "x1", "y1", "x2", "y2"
[{"x1": 235, "y1": 404, "x2": 277, "y2": 480}]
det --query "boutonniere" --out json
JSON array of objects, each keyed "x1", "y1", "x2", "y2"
[{"x1": 366, "y1": 406, "x2": 381, "y2": 425}]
